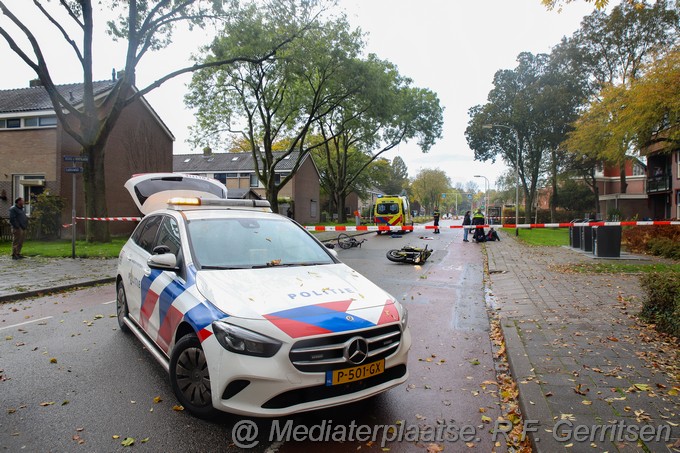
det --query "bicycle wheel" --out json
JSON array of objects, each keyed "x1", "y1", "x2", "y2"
[
  {"x1": 337, "y1": 233, "x2": 353, "y2": 249},
  {"x1": 386, "y1": 249, "x2": 407, "y2": 263}
]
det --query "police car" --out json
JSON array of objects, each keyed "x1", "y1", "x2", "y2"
[{"x1": 116, "y1": 173, "x2": 411, "y2": 417}]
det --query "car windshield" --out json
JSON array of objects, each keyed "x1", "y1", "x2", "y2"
[{"x1": 187, "y1": 217, "x2": 334, "y2": 269}]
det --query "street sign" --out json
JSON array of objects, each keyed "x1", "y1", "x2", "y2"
[
  {"x1": 65, "y1": 167, "x2": 83, "y2": 173},
  {"x1": 441, "y1": 193, "x2": 446, "y2": 198},
  {"x1": 467, "y1": 193, "x2": 472, "y2": 200},
  {"x1": 64, "y1": 155, "x2": 89, "y2": 162}
]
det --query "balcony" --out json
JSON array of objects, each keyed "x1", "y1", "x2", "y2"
[{"x1": 647, "y1": 174, "x2": 671, "y2": 193}]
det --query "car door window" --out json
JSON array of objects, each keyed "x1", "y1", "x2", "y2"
[
  {"x1": 157, "y1": 216, "x2": 181, "y2": 257},
  {"x1": 135, "y1": 215, "x2": 162, "y2": 254}
]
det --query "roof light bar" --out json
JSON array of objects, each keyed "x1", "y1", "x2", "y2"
[
  {"x1": 166, "y1": 197, "x2": 272, "y2": 209},
  {"x1": 168, "y1": 197, "x2": 202, "y2": 206}
]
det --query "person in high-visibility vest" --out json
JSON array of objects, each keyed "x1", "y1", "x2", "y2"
[
  {"x1": 433, "y1": 207, "x2": 441, "y2": 234},
  {"x1": 472, "y1": 208, "x2": 485, "y2": 242}
]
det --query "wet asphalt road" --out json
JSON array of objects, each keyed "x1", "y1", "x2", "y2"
[{"x1": 0, "y1": 221, "x2": 504, "y2": 452}]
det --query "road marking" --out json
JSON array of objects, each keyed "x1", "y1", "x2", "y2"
[
  {"x1": 102, "y1": 300, "x2": 116, "y2": 305},
  {"x1": 0, "y1": 316, "x2": 53, "y2": 331}
]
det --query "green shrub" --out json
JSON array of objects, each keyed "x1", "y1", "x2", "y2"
[
  {"x1": 639, "y1": 272, "x2": 680, "y2": 338},
  {"x1": 623, "y1": 225, "x2": 680, "y2": 255},
  {"x1": 30, "y1": 192, "x2": 65, "y2": 240},
  {"x1": 647, "y1": 237, "x2": 680, "y2": 260}
]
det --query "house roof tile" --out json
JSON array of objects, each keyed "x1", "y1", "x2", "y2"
[
  {"x1": 174, "y1": 151, "x2": 302, "y2": 173},
  {"x1": 0, "y1": 80, "x2": 116, "y2": 113}
]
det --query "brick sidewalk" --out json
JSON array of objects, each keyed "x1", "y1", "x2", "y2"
[{"x1": 485, "y1": 233, "x2": 679, "y2": 453}]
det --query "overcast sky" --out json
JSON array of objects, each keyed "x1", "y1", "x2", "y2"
[{"x1": 0, "y1": 0, "x2": 598, "y2": 190}]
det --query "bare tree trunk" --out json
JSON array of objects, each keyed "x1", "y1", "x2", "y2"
[
  {"x1": 83, "y1": 143, "x2": 110, "y2": 242},
  {"x1": 550, "y1": 148, "x2": 558, "y2": 223},
  {"x1": 337, "y1": 194, "x2": 347, "y2": 223}
]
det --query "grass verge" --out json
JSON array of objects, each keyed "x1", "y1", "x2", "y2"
[
  {"x1": 553, "y1": 262, "x2": 680, "y2": 274},
  {"x1": 501, "y1": 227, "x2": 569, "y2": 246},
  {"x1": 0, "y1": 238, "x2": 126, "y2": 259}
]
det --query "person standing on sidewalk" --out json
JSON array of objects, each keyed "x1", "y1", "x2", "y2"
[
  {"x1": 462, "y1": 210, "x2": 471, "y2": 242},
  {"x1": 432, "y1": 206, "x2": 441, "y2": 234},
  {"x1": 9, "y1": 197, "x2": 28, "y2": 259}
]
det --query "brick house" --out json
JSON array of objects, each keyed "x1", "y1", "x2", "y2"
[
  {"x1": 0, "y1": 79, "x2": 174, "y2": 236},
  {"x1": 594, "y1": 158, "x2": 650, "y2": 220},
  {"x1": 173, "y1": 150, "x2": 320, "y2": 224}
]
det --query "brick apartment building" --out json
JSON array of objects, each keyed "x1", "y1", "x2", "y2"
[
  {"x1": 173, "y1": 149, "x2": 321, "y2": 224},
  {"x1": 644, "y1": 140, "x2": 679, "y2": 220},
  {"x1": 0, "y1": 79, "x2": 174, "y2": 236},
  {"x1": 595, "y1": 158, "x2": 650, "y2": 220}
]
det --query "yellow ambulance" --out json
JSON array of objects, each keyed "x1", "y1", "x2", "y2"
[{"x1": 373, "y1": 195, "x2": 413, "y2": 234}]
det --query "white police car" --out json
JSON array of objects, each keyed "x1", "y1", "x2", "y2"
[{"x1": 116, "y1": 173, "x2": 411, "y2": 417}]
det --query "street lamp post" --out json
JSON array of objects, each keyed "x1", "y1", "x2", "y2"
[
  {"x1": 473, "y1": 175, "x2": 489, "y2": 224},
  {"x1": 483, "y1": 124, "x2": 520, "y2": 236}
]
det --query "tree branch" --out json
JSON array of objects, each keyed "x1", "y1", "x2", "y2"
[
  {"x1": 32, "y1": 0, "x2": 84, "y2": 64},
  {"x1": 58, "y1": 0, "x2": 83, "y2": 28}
]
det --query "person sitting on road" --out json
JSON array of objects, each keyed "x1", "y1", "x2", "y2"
[{"x1": 486, "y1": 227, "x2": 500, "y2": 242}]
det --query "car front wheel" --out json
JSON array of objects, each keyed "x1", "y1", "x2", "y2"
[{"x1": 170, "y1": 334, "x2": 216, "y2": 418}]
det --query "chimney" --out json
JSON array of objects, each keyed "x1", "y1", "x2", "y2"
[
  {"x1": 116, "y1": 70, "x2": 125, "y2": 80},
  {"x1": 203, "y1": 146, "x2": 212, "y2": 157},
  {"x1": 29, "y1": 79, "x2": 43, "y2": 87}
]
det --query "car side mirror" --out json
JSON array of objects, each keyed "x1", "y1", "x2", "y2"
[
  {"x1": 153, "y1": 245, "x2": 171, "y2": 255},
  {"x1": 148, "y1": 253, "x2": 179, "y2": 271}
]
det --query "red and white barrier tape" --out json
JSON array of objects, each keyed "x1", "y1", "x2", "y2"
[
  {"x1": 62, "y1": 216, "x2": 141, "y2": 228},
  {"x1": 60, "y1": 217, "x2": 679, "y2": 230},
  {"x1": 305, "y1": 221, "x2": 680, "y2": 232},
  {"x1": 75, "y1": 216, "x2": 141, "y2": 221}
]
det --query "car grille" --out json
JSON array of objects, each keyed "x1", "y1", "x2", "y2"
[
  {"x1": 289, "y1": 324, "x2": 402, "y2": 373},
  {"x1": 262, "y1": 365, "x2": 407, "y2": 409}
]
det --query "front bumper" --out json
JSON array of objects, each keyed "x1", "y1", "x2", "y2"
[{"x1": 203, "y1": 325, "x2": 411, "y2": 417}]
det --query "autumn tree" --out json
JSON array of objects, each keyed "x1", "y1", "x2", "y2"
[
  {"x1": 186, "y1": 4, "x2": 365, "y2": 215},
  {"x1": 466, "y1": 52, "x2": 580, "y2": 221},
  {"x1": 562, "y1": 1, "x2": 679, "y2": 194},
  {"x1": 541, "y1": 0, "x2": 645, "y2": 11},
  {"x1": 0, "y1": 0, "x2": 306, "y2": 241},
  {"x1": 377, "y1": 156, "x2": 410, "y2": 196},
  {"x1": 615, "y1": 48, "x2": 680, "y2": 151},
  {"x1": 410, "y1": 168, "x2": 451, "y2": 214},
  {"x1": 314, "y1": 55, "x2": 443, "y2": 222}
]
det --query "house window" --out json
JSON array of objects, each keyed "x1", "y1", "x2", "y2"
[
  {"x1": 249, "y1": 174, "x2": 259, "y2": 188},
  {"x1": 13, "y1": 174, "x2": 46, "y2": 216},
  {"x1": 214, "y1": 173, "x2": 227, "y2": 184},
  {"x1": 0, "y1": 116, "x2": 57, "y2": 128},
  {"x1": 226, "y1": 173, "x2": 237, "y2": 178},
  {"x1": 274, "y1": 173, "x2": 281, "y2": 185},
  {"x1": 39, "y1": 116, "x2": 57, "y2": 126},
  {"x1": 632, "y1": 162, "x2": 645, "y2": 176}
]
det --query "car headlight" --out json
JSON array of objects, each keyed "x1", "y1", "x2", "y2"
[
  {"x1": 400, "y1": 306, "x2": 409, "y2": 329},
  {"x1": 212, "y1": 321, "x2": 282, "y2": 357}
]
